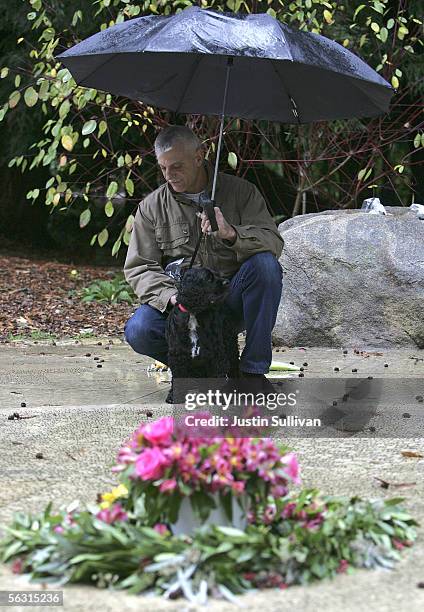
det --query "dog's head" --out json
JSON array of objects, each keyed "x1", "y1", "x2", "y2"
[{"x1": 176, "y1": 267, "x2": 229, "y2": 313}]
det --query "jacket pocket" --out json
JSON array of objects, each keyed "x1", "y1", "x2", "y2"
[{"x1": 155, "y1": 222, "x2": 190, "y2": 251}]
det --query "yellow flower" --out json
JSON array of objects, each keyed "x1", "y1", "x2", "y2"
[
  {"x1": 99, "y1": 501, "x2": 111, "y2": 510},
  {"x1": 112, "y1": 484, "x2": 129, "y2": 498},
  {"x1": 101, "y1": 492, "x2": 115, "y2": 504},
  {"x1": 100, "y1": 484, "x2": 129, "y2": 505}
]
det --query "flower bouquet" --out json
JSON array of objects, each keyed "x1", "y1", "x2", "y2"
[{"x1": 111, "y1": 416, "x2": 301, "y2": 533}]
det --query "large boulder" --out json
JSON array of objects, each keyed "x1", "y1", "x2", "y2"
[{"x1": 274, "y1": 207, "x2": 424, "y2": 349}]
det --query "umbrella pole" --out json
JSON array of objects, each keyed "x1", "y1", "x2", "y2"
[{"x1": 211, "y1": 57, "x2": 233, "y2": 202}]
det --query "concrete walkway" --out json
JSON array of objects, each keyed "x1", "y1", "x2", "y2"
[{"x1": 0, "y1": 339, "x2": 423, "y2": 611}]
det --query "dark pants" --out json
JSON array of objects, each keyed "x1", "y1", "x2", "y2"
[{"x1": 124, "y1": 252, "x2": 283, "y2": 374}]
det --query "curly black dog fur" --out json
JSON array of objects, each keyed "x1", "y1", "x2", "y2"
[{"x1": 165, "y1": 267, "x2": 240, "y2": 403}]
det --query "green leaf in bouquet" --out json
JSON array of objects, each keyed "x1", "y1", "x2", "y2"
[
  {"x1": 136, "y1": 526, "x2": 168, "y2": 540},
  {"x1": 2, "y1": 540, "x2": 25, "y2": 562},
  {"x1": 167, "y1": 491, "x2": 182, "y2": 524},
  {"x1": 376, "y1": 521, "x2": 395, "y2": 535},
  {"x1": 35, "y1": 560, "x2": 70, "y2": 574},
  {"x1": 2, "y1": 526, "x2": 35, "y2": 542},
  {"x1": 383, "y1": 497, "x2": 405, "y2": 506},
  {"x1": 116, "y1": 572, "x2": 156, "y2": 593},
  {"x1": 190, "y1": 491, "x2": 217, "y2": 522},
  {"x1": 69, "y1": 553, "x2": 104, "y2": 565},
  {"x1": 179, "y1": 482, "x2": 192, "y2": 497},
  {"x1": 215, "y1": 526, "x2": 247, "y2": 539},
  {"x1": 91, "y1": 521, "x2": 129, "y2": 546},
  {"x1": 219, "y1": 491, "x2": 233, "y2": 522},
  {"x1": 234, "y1": 547, "x2": 255, "y2": 563},
  {"x1": 310, "y1": 559, "x2": 328, "y2": 578},
  {"x1": 144, "y1": 554, "x2": 185, "y2": 573},
  {"x1": 201, "y1": 541, "x2": 233, "y2": 561},
  {"x1": 387, "y1": 511, "x2": 415, "y2": 521}
]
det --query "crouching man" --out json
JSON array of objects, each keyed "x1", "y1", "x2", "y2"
[{"x1": 123, "y1": 125, "x2": 283, "y2": 386}]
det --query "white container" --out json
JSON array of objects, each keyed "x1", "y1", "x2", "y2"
[
  {"x1": 361, "y1": 197, "x2": 387, "y2": 215},
  {"x1": 171, "y1": 494, "x2": 248, "y2": 536}
]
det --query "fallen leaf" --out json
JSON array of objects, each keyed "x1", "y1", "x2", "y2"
[
  {"x1": 375, "y1": 477, "x2": 416, "y2": 489},
  {"x1": 401, "y1": 451, "x2": 424, "y2": 459}
]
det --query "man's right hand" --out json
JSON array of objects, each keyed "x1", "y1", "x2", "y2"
[{"x1": 170, "y1": 294, "x2": 178, "y2": 306}]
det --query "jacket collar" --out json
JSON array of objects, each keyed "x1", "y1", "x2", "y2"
[{"x1": 167, "y1": 161, "x2": 216, "y2": 206}]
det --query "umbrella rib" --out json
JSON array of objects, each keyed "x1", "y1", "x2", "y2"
[
  {"x1": 271, "y1": 60, "x2": 301, "y2": 125},
  {"x1": 175, "y1": 55, "x2": 202, "y2": 114}
]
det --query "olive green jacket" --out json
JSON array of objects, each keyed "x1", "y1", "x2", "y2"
[{"x1": 124, "y1": 163, "x2": 283, "y2": 313}]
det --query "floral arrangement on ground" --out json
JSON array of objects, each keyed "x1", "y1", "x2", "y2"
[{"x1": 0, "y1": 416, "x2": 418, "y2": 605}]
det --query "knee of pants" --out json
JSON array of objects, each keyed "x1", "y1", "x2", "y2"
[
  {"x1": 124, "y1": 310, "x2": 156, "y2": 352},
  {"x1": 243, "y1": 252, "x2": 282, "y2": 284}
]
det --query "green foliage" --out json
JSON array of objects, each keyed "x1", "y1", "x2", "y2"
[
  {"x1": 7, "y1": 330, "x2": 58, "y2": 341},
  {"x1": 80, "y1": 274, "x2": 136, "y2": 304},
  {"x1": 0, "y1": 490, "x2": 418, "y2": 603},
  {"x1": 0, "y1": 0, "x2": 422, "y2": 248}
]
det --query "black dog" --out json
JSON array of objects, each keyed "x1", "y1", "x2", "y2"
[{"x1": 165, "y1": 267, "x2": 240, "y2": 404}]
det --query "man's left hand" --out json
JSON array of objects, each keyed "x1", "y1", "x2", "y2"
[{"x1": 199, "y1": 206, "x2": 236, "y2": 242}]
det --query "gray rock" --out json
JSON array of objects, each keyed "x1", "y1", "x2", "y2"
[{"x1": 274, "y1": 207, "x2": 424, "y2": 349}]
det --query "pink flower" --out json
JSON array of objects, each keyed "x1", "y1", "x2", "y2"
[
  {"x1": 281, "y1": 502, "x2": 297, "y2": 519},
  {"x1": 141, "y1": 417, "x2": 174, "y2": 446},
  {"x1": 153, "y1": 523, "x2": 169, "y2": 535},
  {"x1": 231, "y1": 481, "x2": 245, "y2": 494},
  {"x1": 336, "y1": 559, "x2": 349, "y2": 574},
  {"x1": 264, "y1": 504, "x2": 277, "y2": 524},
  {"x1": 271, "y1": 484, "x2": 288, "y2": 498},
  {"x1": 280, "y1": 452, "x2": 301, "y2": 485},
  {"x1": 54, "y1": 525, "x2": 65, "y2": 534},
  {"x1": 392, "y1": 538, "x2": 405, "y2": 551},
  {"x1": 159, "y1": 478, "x2": 177, "y2": 493},
  {"x1": 303, "y1": 515, "x2": 324, "y2": 530},
  {"x1": 135, "y1": 447, "x2": 168, "y2": 481},
  {"x1": 11, "y1": 558, "x2": 24, "y2": 574},
  {"x1": 96, "y1": 503, "x2": 128, "y2": 524}
]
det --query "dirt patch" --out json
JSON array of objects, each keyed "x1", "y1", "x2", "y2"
[{"x1": 0, "y1": 253, "x2": 134, "y2": 341}]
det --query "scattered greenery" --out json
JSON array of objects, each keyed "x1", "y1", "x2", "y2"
[
  {"x1": 75, "y1": 329, "x2": 96, "y2": 338},
  {"x1": 0, "y1": 490, "x2": 417, "y2": 604},
  {"x1": 80, "y1": 275, "x2": 136, "y2": 304},
  {"x1": 7, "y1": 330, "x2": 58, "y2": 341}
]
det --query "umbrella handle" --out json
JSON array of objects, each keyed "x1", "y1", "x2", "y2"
[{"x1": 200, "y1": 196, "x2": 219, "y2": 232}]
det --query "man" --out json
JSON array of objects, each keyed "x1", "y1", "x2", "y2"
[{"x1": 123, "y1": 125, "x2": 283, "y2": 385}]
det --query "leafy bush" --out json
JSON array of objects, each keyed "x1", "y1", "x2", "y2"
[{"x1": 80, "y1": 275, "x2": 136, "y2": 305}]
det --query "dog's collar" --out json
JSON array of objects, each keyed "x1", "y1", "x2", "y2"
[{"x1": 177, "y1": 303, "x2": 189, "y2": 313}]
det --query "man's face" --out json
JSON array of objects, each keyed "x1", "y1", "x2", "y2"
[{"x1": 157, "y1": 143, "x2": 204, "y2": 193}]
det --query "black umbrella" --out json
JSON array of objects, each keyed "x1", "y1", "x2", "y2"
[{"x1": 57, "y1": 6, "x2": 393, "y2": 221}]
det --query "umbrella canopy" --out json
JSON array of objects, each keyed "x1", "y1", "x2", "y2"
[{"x1": 57, "y1": 6, "x2": 393, "y2": 124}]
